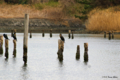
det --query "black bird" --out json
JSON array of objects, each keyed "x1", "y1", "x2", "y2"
[
  {"x1": 59, "y1": 33, "x2": 65, "y2": 42},
  {"x1": 12, "y1": 34, "x2": 17, "y2": 41},
  {"x1": 3, "y1": 34, "x2": 9, "y2": 40}
]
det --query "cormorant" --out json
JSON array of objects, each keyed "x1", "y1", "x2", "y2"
[
  {"x1": 12, "y1": 34, "x2": 17, "y2": 41},
  {"x1": 3, "y1": 34, "x2": 9, "y2": 40},
  {"x1": 59, "y1": 33, "x2": 65, "y2": 42}
]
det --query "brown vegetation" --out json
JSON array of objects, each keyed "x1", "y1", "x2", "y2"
[
  {"x1": 0, "y1": 0, "x2": 78, "y2": 19},
  {"x1": 86, "y1": 6, "x2": 120, "y2": 32}
]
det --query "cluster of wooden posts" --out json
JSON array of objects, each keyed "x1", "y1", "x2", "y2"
[
  {"x1": 57, "y1": 39, "x2": 89, "y2": 62},
  {"x1": 0, "y1": 29, "x2": 17, "y2": 58},
  {"x1": 104, "y1": 31, "x2": 114, "y2": 40},
  {"x1": 0, "y1": 14, "x2": 87, "y2": 65}
]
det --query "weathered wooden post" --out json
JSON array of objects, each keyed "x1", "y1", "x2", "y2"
[
  {"x1": 76, "y1": 45, "x2": 80, "y2": 60},
  {"x1": 42, "y1": 30, "x2": 45, "y2": 37},
  {"x1": 5, "y1": 39, "x2": 9, "y2": 58},
  {"x1": 13, "y1": 40, "x2": 16, "y2": 57},
  {"x1": 104, "y1": 31, "x2": 106, "y2": 38},
  {"x1": 23, "y1": 14, "x2": 29, "y2": 64},
  {"x1": 72, "y1": 31, "x2": 74, "y2": 39},
  {"x1": 112, "y1": 31, "x2": 114, "y2": 39},
  {"x1": 30, "y1": 31, "x2": 32, "y2": 38},
  {"x1": 84, "y1": 43, "x2": 88, "y2": 62},
  {"x1": 50, "y1": 29, "x2": 52, "y2": 37},
  {"x1": 68, "y1": 30, "x2": 71, "y2": 39},
  {"x1": 0, "y1": 36, "x2": 3, "y2": 54},
  {"x1": 108, "y1": 31, "x2": 111, "y2": 40},
  {"x1": 84, "y1": 51, "x2": 88, "y2": 62},
  {"x1": 11, "y1": 30, "x2": 14, "y2": 37},
  {"x1": 57, "y1": 39, "x2": 64, "y2": 61},
  {"x1": 13, "y1": 29, "x2": 16, "y2": 37}
]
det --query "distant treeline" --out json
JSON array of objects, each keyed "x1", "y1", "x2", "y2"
[{"x1": 4, "y1": 0, "x2": 58, "y2": 4}]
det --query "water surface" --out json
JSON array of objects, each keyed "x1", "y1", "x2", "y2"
[{"x1": 0, "y1": 33, "x2": 120, "y2": 80}]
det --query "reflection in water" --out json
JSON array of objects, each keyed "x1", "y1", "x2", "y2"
[
  {"x1": 20, "y1": 64, "x2": 29, "y2": 80},
  {"x1": 57, "y1": 58, "x2": 63, "y2": 67},
  {"x1": 0, "y1": 53, "x2": 3, "y2": 57},
  {"x1": 13, "y1": 49, "x2": 17, "y2": 58},
  {"x1": 4, "y1": 58, "x2": 8, "y2": 68},
  {"x1": 12, "y1": 57, "x2": 16, "y2": 64}
]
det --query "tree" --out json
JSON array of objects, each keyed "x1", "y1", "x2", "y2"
[{"x1": 75, "y1": 0, "x2": 120, "y2": 21}]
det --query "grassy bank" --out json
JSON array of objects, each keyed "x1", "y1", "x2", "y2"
[
  {"x1": 0, "y1": 1, "x2": 80, "y2": 19},
  {"x1": 86, "y1": 6, "x2": 120, "y2": 32}
]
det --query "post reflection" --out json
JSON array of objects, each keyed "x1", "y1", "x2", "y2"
[
  {"x1": 13, "y1": 49, "x2": 17, "y2": 58},
  {"x1": 20, "y1": 64, "x2": 29, "y2": 80}
]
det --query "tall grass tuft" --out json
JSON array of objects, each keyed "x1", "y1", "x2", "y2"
[{"x1": 86, "y1": 7, "x2": 120, "y2": 32}]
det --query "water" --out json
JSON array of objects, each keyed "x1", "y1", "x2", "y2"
[{"x1": 0, "y1": 33, "x2": 120, "y2": 80}]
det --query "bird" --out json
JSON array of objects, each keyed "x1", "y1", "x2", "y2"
[
  {"x1": 3, "y1": 34, "x2": 9, "y2": 40},
  {"x1": 59, "y1": 33, "x2": 65, "y2": 42},
  {"x1": 12, "y1": 34, "x2": 17, "y2": 41}
]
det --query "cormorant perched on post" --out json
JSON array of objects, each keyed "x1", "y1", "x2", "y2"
[
  {"x1": 3, "y1": 34, "x2": 9, "y2": 40},
  {"x1": 59, "y1": 33, "x2": 65, "y2": 42},
  {"x1": 12, "y1": 34, "x2": 17, "y2": 41}
]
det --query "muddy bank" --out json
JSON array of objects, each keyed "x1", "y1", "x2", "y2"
[{"x1": 0, "y1": 18, "x2": 86, "y2": 33}]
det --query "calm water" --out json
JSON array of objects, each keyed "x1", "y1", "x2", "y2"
[{"x1": 0, "y1": 33, "x2": 120, "y2": 80}]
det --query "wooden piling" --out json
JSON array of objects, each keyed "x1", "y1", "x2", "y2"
[
  {"x1": 23, "y1": 14, "x2": 29, "y2": 64},
  {"x1": 84, "y1": 43, "x2": 88, "y2": 62},
  {"x1": 30, "y1": 31, "x2": 32, "y2": 38},
  {"x1": 76, "y1": 45, "x2": 80, "y2": 60},
  {"x1": 72, "y1": 31, "x2": 74, "y2": 39},
  {"x1": 104, "y1": 31, "x2": 106, "y2": 38},
  {"x1": 68, "y1": 30, "x2": 71, "y2": 39},
  {"x1": 13, "y1": 29, "x2": 16, "y2": 37},
  {"x1": 11, "y1": 30, "x2": 14, "y2": 37},
  {"x1": 108, "y1": 31, "x2": 111, "y2": 40},
  {"x1": 112, "y1": 31, "x2": 114, "y2": 39},
  {"x1": 84, "y1": 43, "x2": 88, "y2": 51},
  {"x1": 5, "y1": 39, "x2": 9, "y2": 58},
  {"x1": 0, "y1": 36, "x2": 3, "y2": 54},
  {"x1": 50, "y1": 29, "x2": 52, "y2": 37},
  {"x1": 13, "y1": 40, "x2": 16, "y2": 57},
  {"x1": 84, "y1": 51, "x2": 88, "y2": 62},
  {"x1": 57, "y1": 39, "x2": 64, "y2": 61},
  {"x1": 42, "y1": 30, "x2": 45, "y2": 37}
]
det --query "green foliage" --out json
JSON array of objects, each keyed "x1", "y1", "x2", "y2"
[
  {"x1": 34, "y1": 3, "x2": 44, "y2": 10},
  {"x1": 75, "y1": 0, "x2": 120, "y2": 20},
  {"x1": 18, "y1": 0, "x2": 27, "y2": 4},
  {"x1": 45, "y1": 1, "x2": 59, "y2": 7}
]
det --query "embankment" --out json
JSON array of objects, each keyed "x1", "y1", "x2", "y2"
[{"x1": 0, "y1": 18, "x2": 85, "y2": 33}]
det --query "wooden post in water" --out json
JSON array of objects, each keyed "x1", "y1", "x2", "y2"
[
  {"x1": 108, "y1": 31, "x2": 111, "y2": 40},
  {"x1": 0, "y1": 36, "x2": 3, "y2": 54},
  {"x1": 5, "y1": 39, "x2": 9, "y2": 58},
  {"x1": 112, "y1": 31, "x2": 114, "y2": 39},
  {"x1": 50, "y1": 29, "x2": 52, "y2": 37},
  {"x1": 57, "y1": 39, "x2": 64, "y2": 61},
  {"x1": 30, "y1": 31, "x2": 32, "y2": 38},
  {"x1": 13, "y1": 40, "x2": 16, "y2": 57},
  {"x1": 23, "y1": 14, "x2": 29, "y2": 64},
  {"x1": 72, "y1": 31, "x2": 74, "y2": 39},
  {"x1": 11, "y1": 30, "x2": 14, "y2": 37},
  {"x1": 68, "y1": 30, "x2": 71, "y2": 39},
  {"x1": 13, "y1": 29, "x2": 16, "y2": 37},
  {"x1": 104, "y1": 31, "x2": 106, "y2": 38},
  {"x1": 42, "y1": 30, "x2": 45, "y2": 37},
  {"x1": 76, "y1": 45, "x2": 80, "y2": 60},
  {"x1": 84, "y1": 43, "x2": 88, "y2": 62}
]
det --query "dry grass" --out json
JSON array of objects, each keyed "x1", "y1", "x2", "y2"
[
  {"x1": 0, "y1": 2, "x2": 71, "y2": 19},
  {"x1": 86, "y1": 6, "x2": 120, "y2": 32}
]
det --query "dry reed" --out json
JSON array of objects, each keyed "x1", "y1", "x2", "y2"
[
  {"x1": 86, "y1": 7, "x2": 120, "y2": 32},
  {"x1": 0, "y1": 3, "x2": 69, "y2": 19}
]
